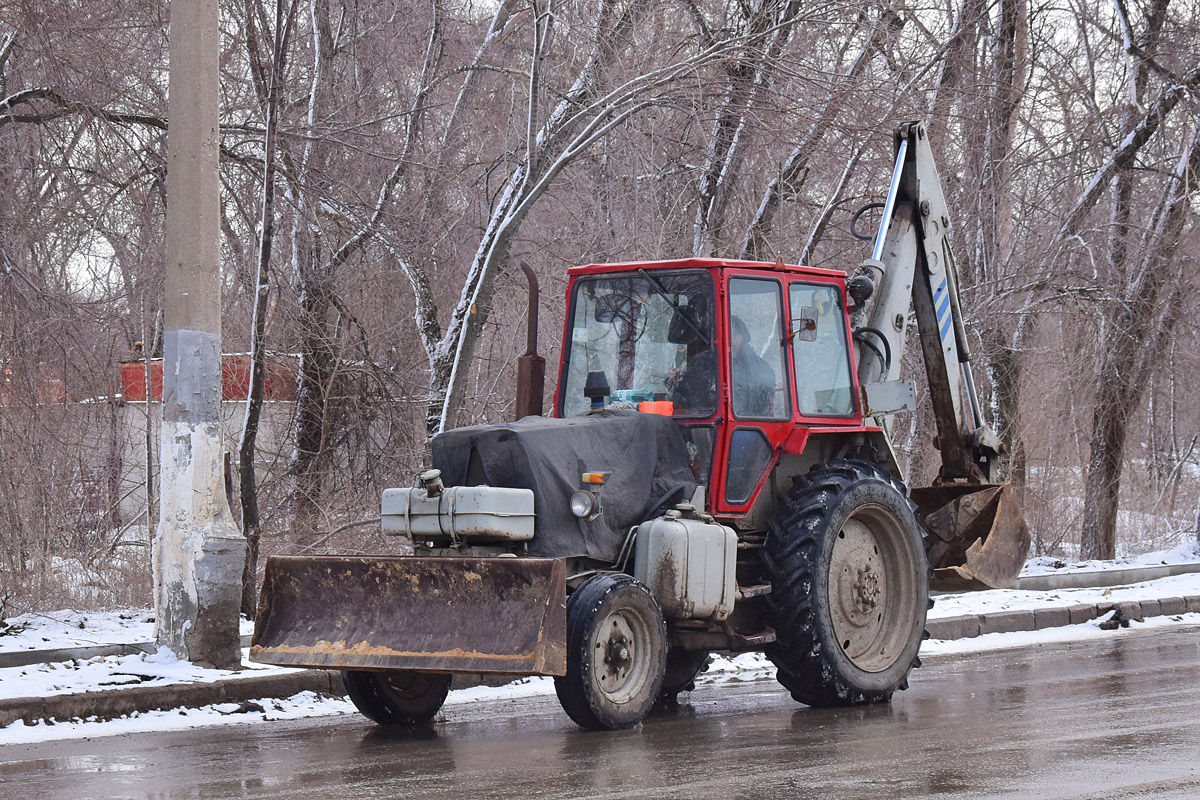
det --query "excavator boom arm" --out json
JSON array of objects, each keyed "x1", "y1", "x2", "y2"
[{"x1": 854, "y1": 122, "x2": 1028, "y2": 588}]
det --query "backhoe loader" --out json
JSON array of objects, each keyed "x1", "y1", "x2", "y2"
[{"x1": 250, "y1": 122, "x2": 1029, "y2": 730}]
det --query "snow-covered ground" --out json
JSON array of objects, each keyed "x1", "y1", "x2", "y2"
[
  {"x1": 0, "y1": 609, "x2": 254, "y2": 653},
  {"x1": 0, "y1": 689, "x2": 360, "y2": 747},
  {"x1": 0, "y1": 609, "x2": 156, "y2": 651},
  {"x1": 1021, "y1": 540, "x2": 1200, "y2": 575},
  {"x1": 0, "y1": 646, "x2": 292, "y2": 700},
  {"x1": 2, "y1": 543, "x2": 1199, "y2": 747},
  {"x1": 931, "y1": 571, "x2": 1200, "y2": 618}
]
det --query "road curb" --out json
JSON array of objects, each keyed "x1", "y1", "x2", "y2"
[
  {"x1": 1014, "y1": 563, "x2": 1200, "y2": 591},
  {"x1": 927, "y1": 594, "x2": 1200, "y2": 641}
]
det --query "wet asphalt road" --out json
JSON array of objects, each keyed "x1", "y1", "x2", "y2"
[{"x1": 3, "y1": 627, "x2": 1199, "y2": 800}]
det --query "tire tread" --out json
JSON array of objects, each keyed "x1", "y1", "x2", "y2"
[{"x1": 764, "y1": 459, "x2": 928, "y2": 707}]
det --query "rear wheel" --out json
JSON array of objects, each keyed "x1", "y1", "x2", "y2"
[
  {"x1": 764, "y1": 460, "x2": 927, "y2": 707},
  {"x1": 554, "y1": 573, "x2": 667, "y2": 730},
  {"x1": 342, "y1": 670, "x2": 452, "y2": 725},
  {"x1": 657, "y1": 647, "x2": 710, "y2": 705}
]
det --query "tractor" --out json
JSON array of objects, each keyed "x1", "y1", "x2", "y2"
[{"x1": 250, "y1": 122, "x2": 1029, "y2": 730}]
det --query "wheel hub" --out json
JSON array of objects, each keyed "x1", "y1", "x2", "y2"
[
  {"x1": 606, "y1": 638, "x2": 631, "y2": 669},
  {"x1": 824, "y1": 504, "x2": 923, "y2": 674},
  {"x1": 832, "y1": 520, "x2": 886, "y2": 630},
  {"x1": 854, "y1": 564, "x2": 881, "y2": 612},
  {"x1": 596, "y1": 613, "x2": 640, "y2": 695},
  {"x1": 829, "y1": 513, "x2": 898, "y2": 667}
]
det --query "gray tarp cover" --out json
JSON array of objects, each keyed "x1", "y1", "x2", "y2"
[{"x1": 432, "y1": 411, "x2": 697, "y2": 562}]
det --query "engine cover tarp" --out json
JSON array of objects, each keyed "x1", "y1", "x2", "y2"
[{"x1": 432, "y1": 411, "x2": 697, "y2": 562}]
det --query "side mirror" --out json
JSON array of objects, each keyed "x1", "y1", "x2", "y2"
[
  {"x1": 790, "y1": 306, "x2": 818, "y2": 343},
  {"x1": 667, "y1": 299, "x2": 701, "y2": 344}
]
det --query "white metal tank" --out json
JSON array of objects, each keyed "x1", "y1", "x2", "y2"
[{"x1": 633, "y1": 505, "x2": 737, "y2": 621}]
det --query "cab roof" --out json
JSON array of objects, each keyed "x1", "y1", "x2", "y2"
[{"x1": 567, "y1": 257, "x2": 848, "y2": 280}]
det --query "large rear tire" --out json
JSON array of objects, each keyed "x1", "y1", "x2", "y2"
[
  {"x1": 764, "y1": 460, "x2": 927, "y2": 707},
  {"x1": 657, "y1": 647, "x2": 710, "y2": 705},
  {"x1": 554, "y1": 573, "x2": 667, "y2": 730},
  {"x1": 342, "y1": 670, "x2": 452, "y2": 725}
]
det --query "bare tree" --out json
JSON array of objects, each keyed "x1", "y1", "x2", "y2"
[
  {"x1": 1080, "y1": 129, "x2": 1200, "y2": 559},
  {"x1": 238, "y1": 0, "x2": 300, "y2": 614}
]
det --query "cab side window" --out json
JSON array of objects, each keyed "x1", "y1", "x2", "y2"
[
  {"x1": 789, "y1": 284, "x2": 854, "y2": 416},
  {"x1": 728, "y1": 278, "x2": 789, "y2": 420}
]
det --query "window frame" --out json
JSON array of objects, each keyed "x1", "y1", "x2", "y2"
[
  {"x1": 555, "y1": 269, "x2": 718, "y2": 420},
  {"x1": 726, "y1": 275, "x2": 791, "y2": 423},
  {"x1": 787, "y1": 279, "x2": 859, "y2": 420}
]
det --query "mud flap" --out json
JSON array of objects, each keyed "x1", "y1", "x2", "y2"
[
  {"x1": 249, "y1": 556, "x2": 567, "y2": 675},
  {"x1": 911, "y1": 484, "x2": 1031, "y2": 591}
]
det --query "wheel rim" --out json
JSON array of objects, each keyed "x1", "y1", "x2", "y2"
[
  {"x1": 591, "y1": 606, "x2": 653, "y2": 704},
  {"x1": 828, "y1": 504, "x2": 919, "y2": 672}
]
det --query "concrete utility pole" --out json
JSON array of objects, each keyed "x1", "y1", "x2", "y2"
[{"x1": 155, "y1": 0, "x2": 246, "y2": 668}]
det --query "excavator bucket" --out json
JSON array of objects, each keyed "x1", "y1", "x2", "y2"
[
  {"x1": 249, "y1": 555, "x2": 567, "y2": 675},
  {"x1": 911, "y1": 484, "x2": 1031, "y2": 591}
]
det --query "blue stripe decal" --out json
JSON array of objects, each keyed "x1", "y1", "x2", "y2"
[
  {"x1": 935, "y1": 287, "x2": 951, "y2": 321},
  {"x1": 932, "y1": 277, "x2": 952, "y2": 344}
]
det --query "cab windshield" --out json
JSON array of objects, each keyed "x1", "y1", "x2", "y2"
[{"x1": 560, "y1": 270, "x2": 716, "y2": 418}]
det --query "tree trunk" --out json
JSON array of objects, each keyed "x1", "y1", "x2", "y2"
[
  {"x1": 1079, "y1": 377, "x2": 1130, "y2": 560},
  {"x1": 239, "y1": 0, "x2": 295, "y2": 615},
  {"x1": 283, "y1": 0, "x2": 337, "y2": 543},
  {"x1": 291, "y1": 247, "x2": 337, "y2": 544},
  {"x1": 1194, "y1": 491, "x2": 1200, "y2": 549},
  {"x1": 1080, "y1": 131, "x2": 1200, "y2": 559}
]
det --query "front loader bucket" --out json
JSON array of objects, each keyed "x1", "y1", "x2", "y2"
[
  {"x1": 249, "y1": 556, "x2": 567, "y2": 676},
  {"x1": 911, "y1": 484, "x2": 1031, "y2": 591}
]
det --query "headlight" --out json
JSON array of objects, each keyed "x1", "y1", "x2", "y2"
[{"x1": 569, "y1": 490, "x2": 597, "y2": 519}]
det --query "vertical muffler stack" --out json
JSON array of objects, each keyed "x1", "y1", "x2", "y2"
[{"x1": 515, "y1": 262, "x2": 545, "y2": 420}]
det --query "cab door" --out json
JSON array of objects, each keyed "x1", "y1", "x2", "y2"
[{"x1": 712, "y1": 273, "x2": 792, "y2": 515}]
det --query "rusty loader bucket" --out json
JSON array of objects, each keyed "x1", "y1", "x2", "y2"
[
  {"x1": 911, "y1": 484, "x2": 1031, "y2": 591},
  {"x1": 249, "y1": 556, "x2": 567, "y2": 675}
]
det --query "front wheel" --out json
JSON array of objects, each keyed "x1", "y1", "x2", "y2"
[
  {"x1": 342, "y1": 670, "x2": 452, "y2": 725},
  {"x1": 764, "y1": 460, "x2": 928, "y2": 707},
  {"x1": 554, "y1": 573, "x2": 667, "y2": 730}
]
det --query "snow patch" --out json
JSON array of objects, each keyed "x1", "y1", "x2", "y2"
[
  {"x1": 0, "y1": 691, "x2": 357, "y2": 746},
  {"x1": 924, "y1": 612, "x2": 1200, "y2": 656},
  {"x1": 0, "y1": 646, "x2": 298, "y2": 701},
  {"x1": 930, "y1": 571, "x2": 1200, "y2": 618},
  {"x1": 0, "y1": 609, "x2": 254, "y2": 655},
  {"x1": 1022, "y1": 541, "x2": 1200, "y2": 575}
]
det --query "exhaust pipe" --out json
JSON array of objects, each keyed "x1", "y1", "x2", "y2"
[{"x1": 515, "y1": 262, "x2": 545, "y2": 419}]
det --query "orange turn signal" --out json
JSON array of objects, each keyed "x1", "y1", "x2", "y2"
[
  {"x1": 638, "y1": 400, "x2": 674, "y2": 416},
  {"x1": 581, "y1": 472, "x2": 607, "y2": 485}
]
